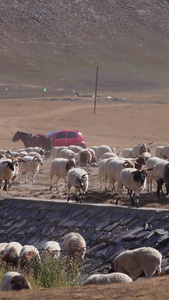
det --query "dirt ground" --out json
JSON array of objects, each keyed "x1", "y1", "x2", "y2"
[
  {"x1": 1, "y1": 97, "x2": 169, "y2": 299},
  {"x1": 1, "y1": 96, "x2": 169, "y2": 208}
]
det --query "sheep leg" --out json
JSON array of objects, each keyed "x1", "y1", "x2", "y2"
[
  {"x1": 157, "y1": 179, "x2": 165, "y2": 198},
  {"x1": 78, "y1": 192, "x2": 83, "y2": 203},
  {"x1": 3, "y1": 180, "x2": 8, "y2": 191},
  {"x1": 49, "y1": 174, "x2": 54, "y2": 190},
  {"x1": 135, "y1": 195, "x2": 140, "y2": 208},
  {"x1": 99, "y1": 175, "x2": 103, "y2": 190},
  {"x1": 55, "y1": 177, "x2": 59, "y2": 191},
  {"x1": 32, "y1": 171, "x2": 38, "y2": 184},
  {"x1": 129, "y1": 190, "x2": 135, "y2": 207},
  {"x1": 67, "y1": 185, "x2": 71, "y2": 202},
  {"x1": 165, "y1": 183, "x2": 169, "y2": 196}
]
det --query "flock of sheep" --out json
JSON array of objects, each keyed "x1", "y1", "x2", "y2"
[
  {"x1": 0, "y1": 141, "x2": 169, "y2": 206},
  {"x1": 0, "y1": 232, "x2": 86, "y2": 291},
  {"x1": 1, "y1": 142, "x2": 169, "y2": 291},
  {"x1": 0, "y1": 232, "x2": 169, "y2": 291}
]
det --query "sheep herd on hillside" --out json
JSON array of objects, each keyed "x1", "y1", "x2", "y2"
[
  {"x1": 0, "y1": 233, "x2": 169, "y2": 291},
  {"x1": 0, "y1": 142, "x2": 169, "y2": 206}
]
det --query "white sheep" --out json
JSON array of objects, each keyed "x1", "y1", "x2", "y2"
[
  {"x1": 42, "y1": 241, "x2": 61, "y2": 260},
  {"x1": 132, "y1": 143, "x2": 147, "y2": 157},
  {"x1": 3, "y1": 242, "x2": 22, "y2": 267},
  {"x1": 19, "y1": 155, "x2": 43, "y2": 183},
  {"x1": 50, "y1": 157, "x2": 76, "y2": 190},
  {"x1": 90, "y1": 146, "x2": 98, "y2": 156},
  {"x1": 59, "y1": 148, "x2": 75, "y2": 159},
  {"x1": 155, "y1": 145, "x2": 169, "y2": 159},
  {"x1": 67, "y1": 167, "x2": 89, "y2": 202},
  {"x1": 107, "y1": 158, "x2": 135, "y2": 192},
  {"x1": 155, "y1": 145, "x2": 165, "y2": 158},
  {"x1": 96, "y1": 145, "x2": 114, "y2": 161},
  {"x1": 25, "y1": 146, "x2": 45, "y2": 156},
  {"x1": 68, "y1": 145, "x2": 82, "y2": 153},
  {"x1": 98, "y1": 157, "x2": 116, "y2": 190},
  {"x1": 27, "y1": 151, "x2": 43, "y2": 158},
  {"x1": 83, "y1": 272, "x2": 132, "y2": 285},
  {"x1": 116, "y1": 167, "x2": 147, "y2": 207},
  {"x1": 18, "y1": 150, "x2": 28, "y2": 158},
  {"x1": 109, "y1": 247, "x2": 162, "y2": 280},
  {"x1": 153, "y1": 159, "x2": 169, "y2": 197},
  {"x1": 0, "y1": 242, "x2": 8, "y2": 257},
  {"x1": 19, "y1": 245, "x2": 41, "y2": 270},
  {"x1": 101, "y1": 152, "x2": 117, "y2": 160},
  {"x1": 0, "y1": 271, "x2": 32, "y2": 291},
  {"x1": 51, "y1": 146, "x2": 68, "y2": 159},
  {"x1": 121, "y1": 148, "x2": 133, "y2": 158},
  {"x1": 63, "y1": 232, "x2": 86, "y2": 260},
  {"x1": 141, "y1": 151, "x2": 151, "y2": 161},
  {"x1": 145, "y1": 156, "x2": 162, "y2": 192}
]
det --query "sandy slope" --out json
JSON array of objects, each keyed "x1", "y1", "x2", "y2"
[{"x1": 0, "y1": 98, "x2": 168, "y2": 153}]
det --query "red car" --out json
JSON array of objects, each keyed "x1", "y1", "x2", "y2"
[{"x1": 44, "y1": 130, "x2": 87, "y2": 149}]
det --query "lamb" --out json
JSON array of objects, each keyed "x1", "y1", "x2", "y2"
[
  {"x1": 0, "y1": 271, "x2": 32, "y2": 291},
  {"x1": 67, "y1": 167, "x2": 88, "y2": 202},
  {"x1": 42, "y1": 240, "x2": 61, "y2": 260},
  {"x1": 2, "y1": 242, "x2": 22, "y2": 267},
  {"x1": 19, "y1": 245, "x2": 41, "y2": 270},
  {"x1": 19, "y1": 155, "x2": 44, "y2": 183},
  {"x1": 116, "y1": 167, "x2": 147, "y2": 207},
  {"x1": 50, "y1": 157, "x2": 76, "y2": 190},
  {"x1": 82, "y1": 272, "x2": 132, "y2": 286},
  {"x1": 63, "y1": 232, "x2": 86, "y2": 260},
  {"x1": 108, "y1": 247, "x2": 162, "y2": 280}
]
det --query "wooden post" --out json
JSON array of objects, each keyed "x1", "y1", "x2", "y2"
[{"x1": 94, "y1": 65, "x2": 98, "y2": 114}]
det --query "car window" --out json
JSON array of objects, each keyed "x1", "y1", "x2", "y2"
[
  {"x1": 68, "y1": 132, "x2": 78, "y2": 138},
  {"x1": 54, "y1": 131, "x2": 66, "y2": 139}
]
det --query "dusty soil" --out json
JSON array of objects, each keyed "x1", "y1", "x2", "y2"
[
  {"x1": 1, "y1": 97, "x2": 169, "y2": 299},
  {"x1": 1, "y1": 96, "x2": 169, "y2": 209}
]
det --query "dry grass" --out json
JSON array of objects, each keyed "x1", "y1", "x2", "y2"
[{"x1": 0, "y1": 276, "x2": 168, "y2": 300}]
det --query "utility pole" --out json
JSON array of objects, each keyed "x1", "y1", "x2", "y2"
[{"x1": 94, "y1": 65, "x2": 98, "y2": 114}]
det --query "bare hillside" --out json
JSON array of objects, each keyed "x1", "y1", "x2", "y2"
[{"x1": 1, "y1": 0, "x2": 169, "y2": 98}]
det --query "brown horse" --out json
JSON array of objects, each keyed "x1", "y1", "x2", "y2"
[{"x1": 12, "y1": 131, "x2": 51, "y2": 150}]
